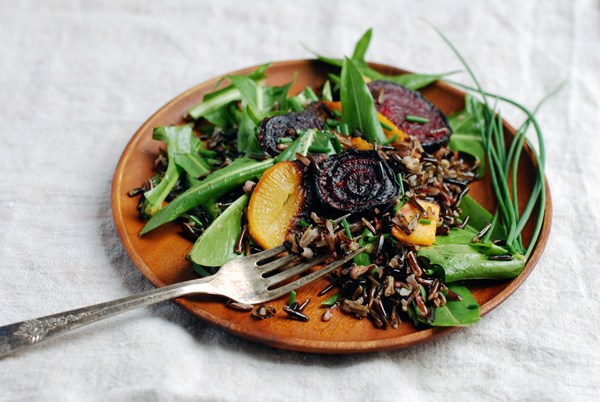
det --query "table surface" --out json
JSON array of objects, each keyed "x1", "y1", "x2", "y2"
[{"x1": 1, "y1": 0, "x2": 598, "y2": 400}]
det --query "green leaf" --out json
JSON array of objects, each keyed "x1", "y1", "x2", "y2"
[
  {"x1": 203, "y1": 104, "x2": 236, "y2": 130},
  {"x1": 262, "y1": 72, "x2": 296, "y2": 111},
  {"x1": 305, "y1": 29, "x2": 456, "y2": 91},
  {"x1": 340, "y1": 57, "x2": 387, "y2": 144},
  {"x1": 351, "y1": 28, "x2": 372, "y2": 62},
  {"x1": 420, "y1": 284, "x2": 480, "y2": 327},
  {"x1": 353, "y1": 229, "x2": 372, "y2": 266},
  {"x1": 228, "y1": 75, "x2": 259, "y2": 107},
  {"x1": 361, "y1": 63, "x2": 459, "y2": 90},
  {"x1": 187, "y1": 63, "x2": 271, "y2": 120},
  {"x1": 236, "y1": 106, "x2": 259, "y2": 154},
  {"x1": 275, "y1": 129, "x2": 337, "y2": 163},
  {"x1": 201, "y1": 198, "x2": 221, "y2": 221},
  {"x1": 187, "y1": 194, "x2": 249, "y2": 267},
  {"x1": 322, "y1": 80, "x2": 333, "y2": 102},
  {"x1": 188, "y1": 86, "x2": 241, "y2": 121},
  {"x1": 140, "y1": 157, "x2": 275, "y2": 235},
  {"x1": 432, "y1": 195, "x2": 505, "y2": 246},
  {"x1": 172, "y1": 153, "x2": 211, "y2": 188},
  {"x1": 142, "y1": 125, "x2": 199, "y2": 217},
  {"x1": 417, "y1": 195, "x2": 523, "y2": 282},
  {"x1": 418, "y1": 244, "x2": 525, "y2": 282},
  {"x1": 288, "y1": 92, "x2": 307, "y2": 112},
  {"x1": 448, "y1": 94, "x2": 486, "y2": 176}
]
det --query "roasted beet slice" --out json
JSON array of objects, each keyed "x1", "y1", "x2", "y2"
[
  {"x1": 368, "y1": 80, "x2": 452, "y2": 152},
  {"x1": 315, "y1": 149, "x2": 401, "y2": 213},
  {"x1": 257, "y1": 102, "x2": 328, "y2": 157}
]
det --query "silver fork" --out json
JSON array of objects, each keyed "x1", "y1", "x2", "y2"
[{"x1": 0, "y1": 245, "x2": 364, "y2": 358}]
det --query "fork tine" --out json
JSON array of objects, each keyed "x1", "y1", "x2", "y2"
[
  {"x1": 258, "y1": 253, "x2": 298, "y2": 275},
  {"x1": 262, "y1": 247, "x2": 366, "y2": 301},
  {"x1": 264, "y1": 254, "x2": 329, "y2": 287},
  {"x1": 245, "y1": 244, "x2": 287, "y2": 264}
]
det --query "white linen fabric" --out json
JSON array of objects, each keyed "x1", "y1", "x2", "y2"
[{"x1": 1, "y1": 0, "x2": 598, "y2": 400}]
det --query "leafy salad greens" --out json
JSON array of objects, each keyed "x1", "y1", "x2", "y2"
[{"x1": 129, "y1": 28, "x2": 552, "y2": 329}]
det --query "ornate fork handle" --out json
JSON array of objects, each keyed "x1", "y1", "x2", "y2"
[{"x1": 0, "y1": 277, "x2": 218, "y2": 358}]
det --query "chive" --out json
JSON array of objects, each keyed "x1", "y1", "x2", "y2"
[
  {"x1": 197, "y1": 148, "x2": 217, "y2": 157},
  {"x1": 326, "y1": 119, "x2": 339, "y2": 127},
  {"x1": 189, "y1": 215, "x2": 203, "y2": 227},
  {"x1": 380, "y1": 121, "x2": 393, "y2": 131},
  {"x1": 397, "y1": 173, "x2": 405, "y2": 196},
  {"x1": 289, "y1": 290, "x2": 297, "y2": 307},
  {"x1": 383, "y1": 134, "x2": 398, "y2": 145},
  {"x1": 433, "y1": 24, "x2": 555, "y2": 258},
  {"x1": 333, "y1": 109, "x2": 342, "y2": 117},
  {"x1": 305, "y1": 86, "x2": 319, "y2": 102},
  {"x1": 298, "y1": 220, "x2": 311, "y2": 227},
  {"x1": 405, "y1": 115, "x2": 429, "y2": 124},
  {"x1": 370, "y1": 266, "x2": 379, "y2": 275},
  {"x1": 341, "y1": 218, "x2": 353, "y2": 239},
  {"x1": 341, "y1": 123, "x2": 350, "y2": 136},
  {"x1": 425, "y1": 269, "x2": 435, "y2": 276},
  {"x1": 278, "y1": 137, "x2": 293, "y2": 143},
  {"x1": 468, "y1": 304, "x2": 479, "y2": 309},
  {"x1": 321, "y1": 292, "x2": 340, "y2": 306},
  {"x1": 309, "y1": 145, "x2": 331, "y2": 153},
  {"x1": 419, "y1": 219, "x2": 432, "y2": 225},
  {"x1": 393, "y1": 196, "x2": 409, "y2": 214}
]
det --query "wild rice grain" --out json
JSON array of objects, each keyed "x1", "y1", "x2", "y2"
[{"x1": 282, "y1": 306, "x2": 309, "y2": 322}]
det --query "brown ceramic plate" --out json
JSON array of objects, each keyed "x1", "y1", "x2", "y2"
[{"x1": 111, "y1": 60, "x2": 551, "y2": 353}]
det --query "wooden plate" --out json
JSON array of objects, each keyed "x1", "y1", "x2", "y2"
[{"x1": 111, "y1": 60, "x2": 551, "y2": 353}]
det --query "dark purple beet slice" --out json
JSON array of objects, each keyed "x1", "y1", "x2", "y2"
[
  {"x1": 368, "y1": 80, "x2": 452, "y2": 152},
  {"x1": 257, "y1": 102, "x2": 327, "y2": 157},
  {"x1": 315, "y1": 149, "x2": 401, "y2": 213}
]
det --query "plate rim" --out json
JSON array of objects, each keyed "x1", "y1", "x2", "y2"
[{"x1": 111, "y1": 59, "x2": 552, "y2": 353}]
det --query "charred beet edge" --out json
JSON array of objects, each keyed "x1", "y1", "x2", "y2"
[
  {"x1": 315, "y1": 149, "x2": 401, "y2": 213},
  {"x1": 257, "y1": 102, "x2": 328, "y2": 157},
  {"x1": 368, "y1": 80, "x2": 452, "y2": 152}
]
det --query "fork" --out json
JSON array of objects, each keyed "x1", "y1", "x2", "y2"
[{"x1": 0, "y1": 245, "x2": 364, "y2": 358}]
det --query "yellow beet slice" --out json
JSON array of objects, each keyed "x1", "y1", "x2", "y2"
[
  {"x1": 351, "y1": 137, "x2": 373, "y2": 150},
  {"x1": 377, "y1": 113, "x2": 407, "y2": 144},
  {"x1": 248, "y1": 161, "x2": 306, "y2": 249},
  {"x1": 321, "y1": 101, "x2": 407, "y2": 146},
  {"x1": 392, "y1": 200, "x2": 440, "y2": 246}
]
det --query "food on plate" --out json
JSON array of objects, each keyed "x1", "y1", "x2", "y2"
[
  {"x1": 247, "y1": 161, "x2": 308, "y2": 250},
  {"x1": 257, "y1": 102, "x2": 328, "y2": 157},
  {"x1": 314, "y1": 149, "x2": 400, "y2": 213},
  {"x1": 128, "y1": 28, "x2": 549, "y2": 330},
  {"x1": 368, "y1": 80, "x2": 452, "y2": 152}
]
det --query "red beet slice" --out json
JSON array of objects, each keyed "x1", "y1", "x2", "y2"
[
  {"x1": 368, "y1": 81, "x2": 452, "y2": 152},
  {"x1": 257, "y1": 102, "x2": 327, "y2": 157},
  {"x1": 315, "y1": 149, "x2": 401, "y2": 213}
]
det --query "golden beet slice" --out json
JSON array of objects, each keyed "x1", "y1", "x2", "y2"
[
  {"x1": 392, "y1": 200, "x2": 440, "y2": 246},
  {"x1": 321, "y1": 101, "x2": 407, "y2": 146},
  {"x1": 377, "y1": 113, "x2": 407, "y2": 145},
  {"x1": 248, "y1": 161, "x2": 306, "y2": 249}
]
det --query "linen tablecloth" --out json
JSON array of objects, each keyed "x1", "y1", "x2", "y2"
[{"x1": 1, "y1": 0, "x2": 598, "y2": 400}]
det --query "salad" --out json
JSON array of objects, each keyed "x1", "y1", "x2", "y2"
[{"x1": 128, "y1": 28, "x2": 548, "y2": 329}]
